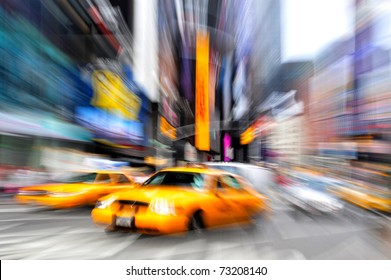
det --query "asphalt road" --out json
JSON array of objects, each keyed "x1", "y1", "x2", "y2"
[{"x1": 0, "y1": 193, "x2": 391, "y2": 260}]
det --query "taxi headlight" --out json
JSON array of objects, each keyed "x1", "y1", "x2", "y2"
[
  {"x1": 49, "y1": 191, "x2": 85, "y2": 197},
  {"x1": 150, "y1": 198, "x2": 176, "y2": 215},
  {"x1": 95, "y1": 196, "x2": 116, "y2": 209}
]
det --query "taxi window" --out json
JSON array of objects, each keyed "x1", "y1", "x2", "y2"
[
  {"x1": 145, "y1": 173, "x2": 166, "y2": 185},
  {"x1": 56, "y1": 173, "x2": 97, "y2": 183},
  {"x1": 111, "y1": 174, "x2": 131, "y2": 184},
  {"x1": 190, "y1": 174, "x2": 204, "y2": 189},
  {"x1": 221, "y1": 175, "x2": 241, "y2": 189},
  {"x1": 95, "y1": 173, "x2": 112, "y2": 183},
  {"x1": 143, "y1": 171, "x2": 204, "y2": 188}
]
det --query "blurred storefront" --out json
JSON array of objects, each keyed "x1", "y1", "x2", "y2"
[{"x1": 0, "y1": 4, "x2": 96, "y2": 174}]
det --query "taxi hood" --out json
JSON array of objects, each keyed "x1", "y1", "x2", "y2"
[
  {"x1": 110, "y1": 186, "x2": 206, "y2": 203},
  {"x1": 18, "y1": 183, "x2": 94, "y2": 194}
]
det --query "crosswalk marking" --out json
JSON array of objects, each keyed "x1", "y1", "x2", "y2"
[
  {"x1": 0, "y1": 194, "x2": 390, "y2": 260},
  {"x1": 0, "y1": 226, "x2": 141, "y2": 259}
]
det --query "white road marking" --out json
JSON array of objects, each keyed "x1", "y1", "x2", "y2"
[
  {"x1": 0, "y1": 222, "x2": 141, "y2": 260},
  {"x1": 257, "y1": 247, "x2": 307, "y2": 260},
  {"x1": 100, "y1": 234, "x2": 141, "y2": 258},
  {"x1": 0, "y1": 216, "x2": 89, "y2": 222},
  {"x1": 0, "y1": 235, "x2": 47, "y2": 246},
  {"x1": 0, "y1": 207, "x2": 49, "y2": 213},
  {"x1": 25, "y1": 233, "x2": 141, "y2": 259},
  {"x1": 0, "y1": 223, "x2": 23, "y2": 232},
  {"x1": 0, "y1": 226, "x2": 71, "y2": 238}
]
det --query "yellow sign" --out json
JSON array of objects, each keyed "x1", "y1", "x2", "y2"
[
  {"x1": 91, "y1": 70, "x2": 141, "y2": 120},
  {"x1": 160, "y1": 116, "x2": 176, "y2": 140},
  {"x1": 195, "y1": 31, "x2": 210, "y2": 151},
  {"x1": 144, "y1": 157, "x2": 168, "y2": 166},
  {"x1": 240, "y1": 125, "x2": 255, "y2": 145}
]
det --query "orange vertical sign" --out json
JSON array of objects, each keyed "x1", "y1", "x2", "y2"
[
  {"x1": 240, "y1": 125, "x2": 255, "y2": 145},
  {"x1": 195, "y1": 31, "x2": 210, "y2": 151},
  {"x1": 160, "y1": 116, "x2": 176, "y2": 140}
]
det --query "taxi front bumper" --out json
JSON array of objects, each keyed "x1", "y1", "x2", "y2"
[{"x1": 91, "y1": 208, "x2": 189, "y2": 235}]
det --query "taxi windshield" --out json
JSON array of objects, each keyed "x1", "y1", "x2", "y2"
[
  {"x1": 143, "y1": 171, "x2": 205, "y2": 189},
  {"x1": 55, "y1": 173, "x2": 97, "y2": 183}
]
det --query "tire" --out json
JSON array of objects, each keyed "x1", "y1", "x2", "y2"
[
  {"x1": 188, "y1": 211, "x2": 205, "y2": 234},
  {"x1": 105, "y1": 215, "x2": 118, "y2": 234}
]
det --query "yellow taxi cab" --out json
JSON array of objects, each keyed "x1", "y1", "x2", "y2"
[
  {"x1": 332, "y1": 181, "x2": 391, "y2": 213},
  {"x1": 15, "y1": 170, "x2": 137, "y2": 209},
  {"x1": 91, "y1": 165, "x2": 269, "y2": 235}
]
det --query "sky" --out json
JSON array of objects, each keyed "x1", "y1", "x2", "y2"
[{"x1": 282, "y1": 0, "x2": 354, "y2": 62}]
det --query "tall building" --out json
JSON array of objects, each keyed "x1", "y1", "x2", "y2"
[
  {"x1": 236, "y1": 0, "x2": 282, "y2": 162},
  {"x1": 307, "y1": 38, "x2": 355, "y2": 168},
  {"x1": 156, "y1": 0, "x2": 238, "y2": 163},
  {"x1": 251, "y1": 0, "x2": 282, "y2": 107}
]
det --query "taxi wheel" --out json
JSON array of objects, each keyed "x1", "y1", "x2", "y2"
[
  {"x1": 104, "y1": 224, "x2": 118, "y2": 234},
  {"x1": 188, "y1": 211, "x2": 205, "y2": 234}
]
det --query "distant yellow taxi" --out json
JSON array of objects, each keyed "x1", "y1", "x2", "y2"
[
  {"x1": 91, "y1": 166, "x2": 269, "y2": 235},
  {"x1": 15, "y1": 170, "x2": 137, "y2": 209},
  {"x1": 333, "y1": 182, "x2": 391, "y2": 213}
]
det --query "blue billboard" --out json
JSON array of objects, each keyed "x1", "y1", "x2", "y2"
[
  {"x1": 75, "y1": 107, "x2": 144, "y2": 146},
  {"x1": 75, "y1": 64, "x2": 147, "y2": 147}
]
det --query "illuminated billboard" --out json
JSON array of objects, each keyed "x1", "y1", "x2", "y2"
[
  {"x1": 76, "y1": 68, "x2": 145, "y2": 146},
  {"x1": 159, "y1": 116, "x2": 176, "y2": 140},
  {"x1": 223, "y1": 133, "x2": 233, "y2": 161},
  {"x1": 195, "y1": 31, "x2": 210, "y2": 151},
  {"x1": 91, "y1": 70, "x2": 141, "y2": 121},
  {"x1": 76, "y1": 107, "x2": 144, "y2": 146},
  {"x1": 240, "y1": 125, "x2": 255, "y2": 145}
]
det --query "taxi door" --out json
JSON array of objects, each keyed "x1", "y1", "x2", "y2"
[{"x1": 210, "y1": 175, "x2": 248, "y2": 226}]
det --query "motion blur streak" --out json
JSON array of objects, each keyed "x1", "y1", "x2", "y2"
[{"x1": 0, "y1": 0, "x2": 391, "y2": 260}]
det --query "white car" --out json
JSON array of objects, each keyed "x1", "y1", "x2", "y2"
[
  {"x1": 283, "y1": 174, "x2": 344, "y2": 215},
  {"x1": 202, "y1": 162, "x2": 274, "y2": 194}
]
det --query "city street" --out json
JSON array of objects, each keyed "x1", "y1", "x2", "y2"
[{"x1": 1, "y1": 193, "x2": 390, "y2": 260}]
